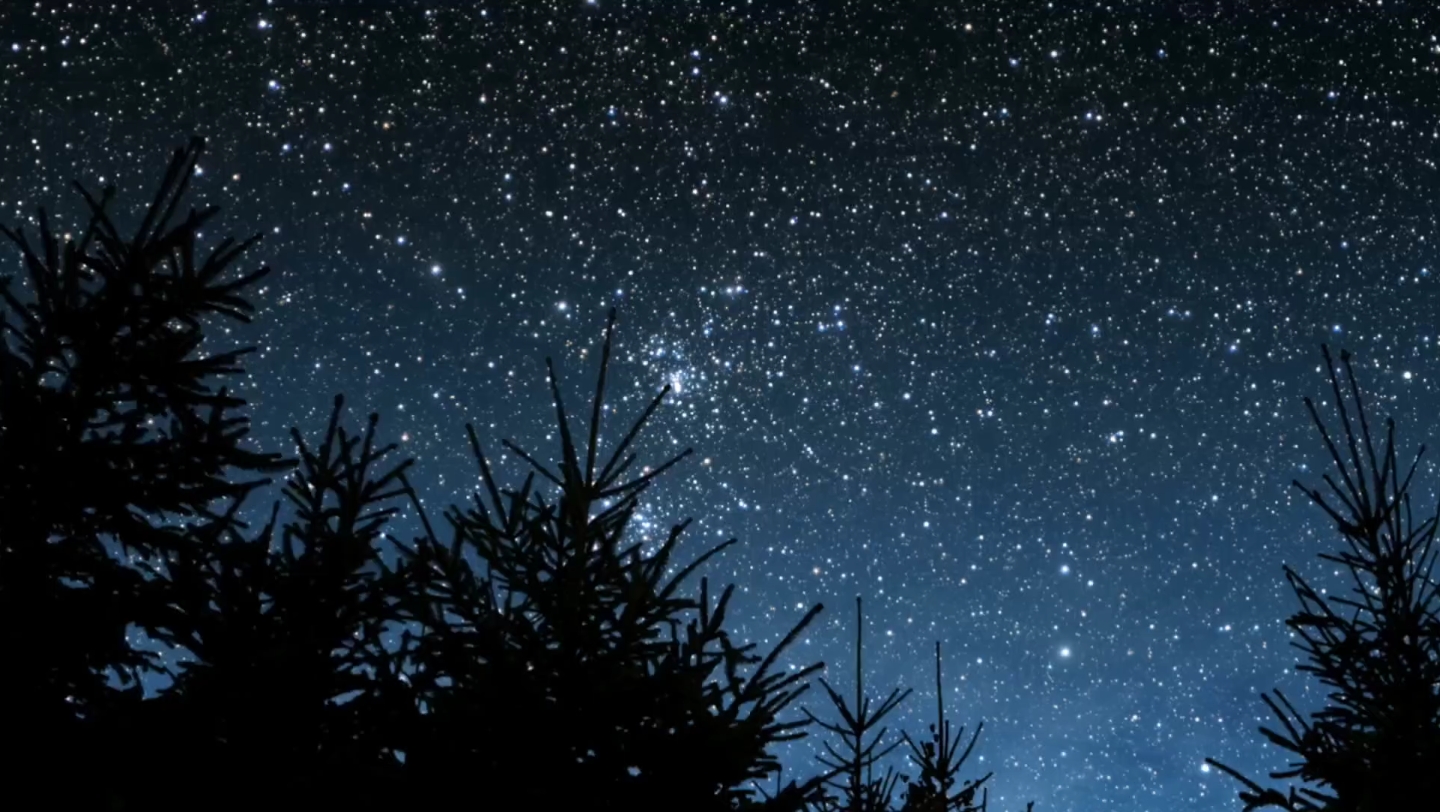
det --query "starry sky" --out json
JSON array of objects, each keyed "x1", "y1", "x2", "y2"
[{"x1": 3, "y1": 2, "x2": 1438, "y2": 809}]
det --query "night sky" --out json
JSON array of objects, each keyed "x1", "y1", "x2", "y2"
[{"x1": 3, "y1": 2, "x2": 1438, "y2": 809}]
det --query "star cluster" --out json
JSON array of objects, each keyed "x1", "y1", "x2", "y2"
[{"x1": 3, "y1": 2, "x2": 1438, "y2": 809}]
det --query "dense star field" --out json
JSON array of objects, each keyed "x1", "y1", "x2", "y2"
[{"x1": 3, "y1": 2, "x2": 1437, "y2": 809}]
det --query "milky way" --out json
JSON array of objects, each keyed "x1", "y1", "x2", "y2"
[{"x1": 3, "y1": 3, "x2": 1438, "y2": 809}]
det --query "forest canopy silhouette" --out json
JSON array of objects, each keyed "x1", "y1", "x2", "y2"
[{"x1": 1, "y1": 140, "x2": 1433, "y2": 811}]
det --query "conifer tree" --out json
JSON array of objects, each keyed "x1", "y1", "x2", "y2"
[
  {"x1": 380, "y1": 307, "x2": 829, "y2": 810},
  {"x1": 125, "y1": 396, "x2": 413, "y2": 806},
  {"x1": 1207, "y1": 346, "x2": 1440, "y2": 811},
  {"x1": 807, "y1": 597, "x2": 913, "y2": 812},
  {"x1": 805, "y1": 600, "x2": 1010, "y2": 812},
  {"x1": 0, "y1": 138, "x2": 290, "y2": 799},
  {"x1": 3, "y1": 139, "x2": 1046, "y2": 811},
  {"x1": 897, "y1": 643, "x2": 993, "y2": 812}
]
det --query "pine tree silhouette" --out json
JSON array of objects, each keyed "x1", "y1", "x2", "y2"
[
  {"x1": 1207, "y1": 346, "x2": 1440, "y2": 811},
  {"x1": 126, "y1": 396, "x2": 414, "y2": 806},
  {"x1": 0, "y1": 137, "x2": 290, "y2": 802},
  {"x1": 807, "y1": 597, "x2": 913, "y2": 812},
  {"x1": 804, "y1": 600, "x2": 1022, "y2": 812},
  {"x1": 380, "y1": 307, "x2": 830, "y2": 810},
  {"x1": 897, "y1": 643, "x2": 993, "y2": 812},
  {"x1": 4, "y1": 139, "x2": 1044, "y2": 811}
]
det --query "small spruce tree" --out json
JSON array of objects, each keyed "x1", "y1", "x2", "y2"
[
  {"x1": 897, "y1": 642, "x2": 993, "y2": 812},
  {"x1": 804, "y1": 599, "x2": 1014, "y2": 812},
  {"x1": 806, "y1": 597, "x2": 913, "y2": 812},
  {"x1": 130, "y1": 396, "x2": 413, "y2": 806},
  {"x1": 1207, "y1": 346, "x2": 1440, "y2": 811},
  {"x1": 381, "y1": 307, "x2": 829, "y2": 810}
]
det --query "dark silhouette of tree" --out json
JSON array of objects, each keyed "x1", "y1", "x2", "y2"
[
  {"x1": 897, "y1": 643, "x2": 993, "y2": 812},
  {"x1": 378, "y1": 307, "x2": 829, "y2": 810},
  {"x1": 807, "y1": 597, "x2": 913, "y2": 812},
  {"x1": 0, "y1": 137, "x2": 290, "y2": 802},
  {"x1": 1207, "y1": 346, "x2": 1440, "y2": 812},
  {"x1": 2, "y1": 139, "x2": 1039, "y2": 811},
  {"x1": 124, "y1": 396, "x2": 414, "y2": 806},
  {"x1": 805, "y1": 600, "x2": 1020, "y2": 812}
]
